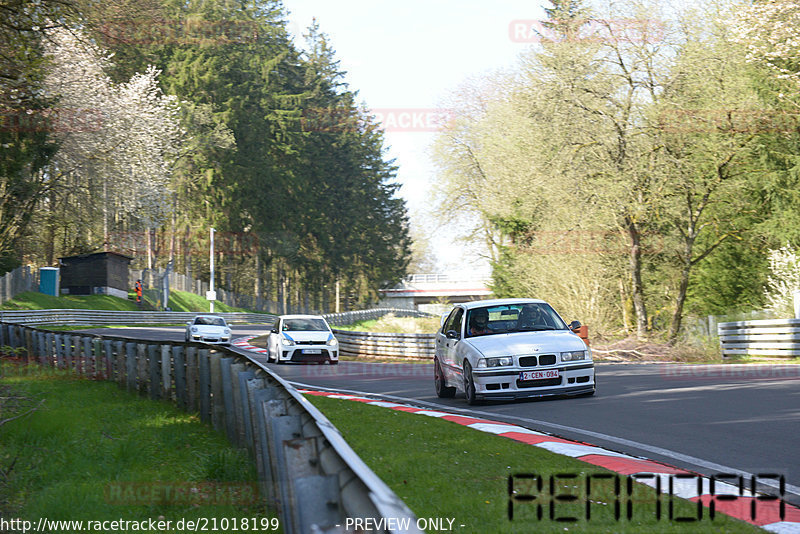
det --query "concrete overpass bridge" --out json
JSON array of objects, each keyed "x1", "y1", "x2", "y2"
[{"x1": 378, "y1": 273, "x2": 492, "y2": 313}]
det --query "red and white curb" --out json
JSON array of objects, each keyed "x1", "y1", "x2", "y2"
[
  {"x1": 300, "y1": 389, "x2": 800, "y2": 532},
  {"x1": 232, "y1": 335, "x2": 268, "y2": 355}
]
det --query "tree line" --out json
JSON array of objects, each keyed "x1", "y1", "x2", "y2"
[
  {"x1": 433, "y1": 0, "x2": 800, "y2": 341},
  {"x1": 0, "y1": 0, "x2": 410, "y2": 311}
]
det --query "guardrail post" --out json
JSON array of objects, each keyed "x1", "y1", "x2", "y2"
[
  {"x1": 102, "y1": 339, "x2": 113, "y2": 380},
  {"x1": 92, "y1": 339, "x2": 103, "y2": 379},
  {"x1": 44, "y1": 332, "x2": 55, "y2": 368},
  {"x1": 210, "y1": 352, "x2": 224, "y2": 431},
  {"x1": 198, "y1": 348, "x2": 211, "y2": 423},
  {"x1": 148, "y1": 344, "x2": 160, "y2": 400},
  {"x1": 125, "y1": 342, "x2": 137, "y2": 392},
  {"x1": 136, "y1": 343, "x2": 148, "y2": 395},
  {"x1": 172, "y1": 345, "x2": 186, "y2": 410},
  {"x1": 73, "y1": 335, "x2": 84, "y2": 375},
  {"x1": 83, "y1": 337, "x2": 95, "y2": 377},
  {"x1": 220, "y1": 358, "x2": 236, "y2": 443},
  {"x1": 53, "y1": 334, "x2": 63, "y2": 368},
  {"x1": 62, "y1": 333, "x2": 73, "y2": 369},
  {"x1": 35, "y1": 331, "x2": 45, "y2": 366},
  {"x1": 185, "y1": 346, "x2": 198, "y2": 413},
  {"x1": 237, "y1": 369, "x2": 257, "y2": 452},
  {"x1": 7, "y1": 324, "x2": 16, "y2": 350},
  {"x1": 25, "y1": 328, "x2": 34, "y2": 364},
  {"x1": 228, "y1": 363, "x2": 249, "y2": 447},
  {"x1": 249, "y1": 384, "x2": 279, "y2": 508},
  {"x1": 114, "y1": 341, "x2": 125, "y2": 386},
  {"x1": 263, "y1": 398, "x2": 302, "y2": 533},
  {"x1": 160, "y1": 345, "x2": 171, "y2": 401}
]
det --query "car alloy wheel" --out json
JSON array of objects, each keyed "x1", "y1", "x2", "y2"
[
  {"x1": 435, "y1": 358, "x2": 456, "y2": 398},
  {"x1": 463, "y1": 360, "x2": 478, "y2": 405}
]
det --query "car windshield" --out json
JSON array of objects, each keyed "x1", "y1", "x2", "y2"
[
  {"x1": 282, "y1": 318, "x2": 329, "y2": 332},
  {"x1": 465, "y1": 304, "x2": 567, "y2": 337},
  {"x1": 196, "y1": 317, "x2": 226, "y2": 326}
]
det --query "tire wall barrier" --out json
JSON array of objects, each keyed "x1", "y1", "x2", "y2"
[
  {"x1": 0, "y1": 320, "x2": 422, "y2": 534},
  {"x1": 718, "y1": 318, "x2": 800, "y2": 358}
]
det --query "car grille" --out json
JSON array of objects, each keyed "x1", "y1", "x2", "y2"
[
  {"x1": 519, "y1": 354, "x2": 556, "y2": 367},
  {"x1": 290, "y1": 349, "x2": 330, "y2": 362},
  {"x1": 294, "y1": 340, "x2": 322, "y2": 345},
  {"x1": 517, "y1": 377, "x2": 562, "y2": 388}
]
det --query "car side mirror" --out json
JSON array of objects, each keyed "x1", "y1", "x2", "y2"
[
  {"x1": 568, "y1": 320, "x2": 581, "y2": 332},
  {"x1": 186, "y1": 322, "x2": 192, "y2": 326},
  {"x1": 445, "y1": 330, "x2": 460, "y2": 340},
  {"x1": 271, "y1": 328, "x2": 278, "y2": 334}
]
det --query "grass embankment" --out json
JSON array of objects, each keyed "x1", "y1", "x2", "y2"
[
  {"x1": 306, "y1": 395, "x2": 762, "y2": 533},
  {"x1": 0, "y1": 361, "x2": 275, "y2": 532},
  {"x1": 1, "y1": 290, "x2": 255, "y2": 314}
]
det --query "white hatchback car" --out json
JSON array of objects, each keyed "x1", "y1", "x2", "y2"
[
  {"x1": 434, "y1": 298, "x2": 595, "y2": 404},
  {"x1": 266, "y1": 315, "x2": 339, "y2": 364},
  {"x1": 185, "y1": 315, "x2": 232, "y2": 345}
]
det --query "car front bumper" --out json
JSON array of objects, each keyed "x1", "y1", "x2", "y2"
[
  {"x1": 278, "y1": 345, "x2": 338, "y2": 363},
  {"x1": 190, "y1": 334, "x2": 231, "y2": 345},
  {"x1": 472, "y1": 363, "x2": 595, "y2": 399}
]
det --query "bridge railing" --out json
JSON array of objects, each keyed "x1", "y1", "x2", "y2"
[{"x1": 0, "y1": 320, "x2": 422, "y2": 533}]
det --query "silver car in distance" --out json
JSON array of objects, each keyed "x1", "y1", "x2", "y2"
[
  {"x1": 434, "y1": 298, "x2": 595, "y2": 405},
  {"x1": 185, "y1": 315, "x2": 232, "y2": 345}
]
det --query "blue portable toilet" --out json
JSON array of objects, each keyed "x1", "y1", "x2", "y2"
[{"x1": 39, "y1": 267, "x2": 59, "y2": 296}]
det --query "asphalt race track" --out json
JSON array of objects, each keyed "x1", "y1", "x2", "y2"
[{"x1": 87, "y1": 325, "x2": 800, "y2": 506}]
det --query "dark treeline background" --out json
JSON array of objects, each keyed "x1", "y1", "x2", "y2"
[{"x1": 0, "y1": 0, "x2": 411, "y2": 311}]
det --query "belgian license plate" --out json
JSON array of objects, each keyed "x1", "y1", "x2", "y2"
[
  {"x1": 519, "y1": 369, "x2": 559, "y2": 381},
  {"x1": 302, "y1": 349, "x2": 322, "y2": 354}
]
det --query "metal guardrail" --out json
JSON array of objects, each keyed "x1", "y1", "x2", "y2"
[
  {"x1": 333, "y1": 330, "x2": 435, "y2": 360},
  {"x1": 0, "y1": 309, "x2": 274, "y2": 326},
  {"x1": 0, "y1": 320, "x2": 422, "y2": 533},
  {"x1": 0, "y1": 308, "x2": 433, "y2": 328},
  {"x1": 718, "y1": 318, "x2": 800, "y2": 357},
  {"x1": 322, "y1": 308, "x2": 434, "y2": 326}
]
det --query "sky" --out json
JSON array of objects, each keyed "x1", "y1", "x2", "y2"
[{"x1": 281, "y1": 1, "x2": 548, "y2": 277}]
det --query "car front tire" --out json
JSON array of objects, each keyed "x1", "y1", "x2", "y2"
[
  {"x1": 463, "y1": 360, "x2": 478, "y2": 405},
  {"x1": 434, "y1": 358, "x2": 456, "y2": 398}
]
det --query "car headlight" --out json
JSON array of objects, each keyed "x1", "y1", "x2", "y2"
[
  {"x1": 477, "y1": 356, "x2": 513, "y2": 368},
  {"x1": 327, "y1": 337, "x2": 338, "y2": 346},
  {"x1": 224, "y1": 328, "x2": 231, "y2": 335},
  {"x1": 281, "y1": 337, "x2": 295, "y2": 346},
  {"x1": 191, "y1": 327, "x2": 198, "y2": 332},
  {"x1": 561, "y1": 350, "x2": 587, "y2": 361}
]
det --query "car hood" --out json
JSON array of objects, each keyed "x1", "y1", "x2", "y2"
[
  {"x1": 464, "y1": 331, "x2": 586, "y2": 357},
  {"x1": 283, "y1": 331, "x2": 332, "y2": 343},
  {"x1": 194, "y1": 325, "x2": 227, "y2": 333}
]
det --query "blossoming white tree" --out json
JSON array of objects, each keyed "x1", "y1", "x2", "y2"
[
  {"x1": 41, "y1": 28, "x2": 183, "y2": 253},
  {"x1": 764, "y1": 245, "x2": 800, "y2": 317},
  {"x1": 731, "y1": 0, "x2": 800, "y2": 86}
]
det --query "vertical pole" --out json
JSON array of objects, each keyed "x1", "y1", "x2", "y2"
[{"x1": 210, "y1": 227, "x2": 215, "y2": 313}]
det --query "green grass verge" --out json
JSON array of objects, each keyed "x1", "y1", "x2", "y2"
[
  {"x1": 1, "y1": 291, "x2": 143, "y2": 311},
  {"x1": 0, "y1": 289, "x2": 261, "y2": 315},
  {"x1": 0, "y1": 362, "x2": 276, "y2": 532},
  {"x1": 306, "y1": 394, "x2": 762, "y2": 533}
]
